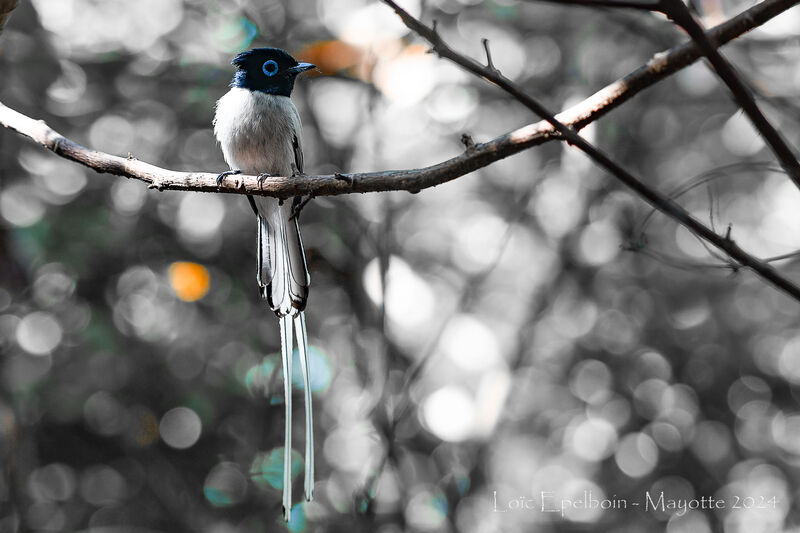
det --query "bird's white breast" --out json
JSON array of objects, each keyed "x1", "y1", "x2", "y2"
[{"x1": 213, "y1": 88, "x2": 302, "y2": 177}]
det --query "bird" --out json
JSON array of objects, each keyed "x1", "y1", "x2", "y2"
[{"x1": 213, "y1": 47, "x2": 316, "y2": 522}]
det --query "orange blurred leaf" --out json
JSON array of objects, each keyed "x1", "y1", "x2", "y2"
[
  {"x1": 169, "y1": 261, "x2": 210, "y2": 302},
  {"x1": 295, "y1": 40, "x2": 374, "y2": 81}
]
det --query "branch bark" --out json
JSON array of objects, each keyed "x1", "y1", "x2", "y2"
[
  {"x1": 382, "y1": 0, "x2": 800, "y2": 303},
  {"x1": 0, "y1": 0, "x2": 795, "y2": 200}
]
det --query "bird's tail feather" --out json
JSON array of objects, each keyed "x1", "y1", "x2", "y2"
[
  {"x1": 277, "y1": 312, "x2": 314, "y2": 523},
  {"x1": 257, "y1": 204, "x2": 309, "y2": 316},
  {"x1": 279, "y1": 314, "x2": 293, "y2": 522},
  {"x1": 295, "y1": 312, "x2": 314, "y2": 502},
  {"x1": 258, "y1": 204, "x2": 313, "y2": 521}
]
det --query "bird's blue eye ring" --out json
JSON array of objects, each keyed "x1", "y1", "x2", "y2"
[{"x1": 262, "y1": 60, "x2": 279, "y2": 77}]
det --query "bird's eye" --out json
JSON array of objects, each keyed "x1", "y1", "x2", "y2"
[{"x1": 262, "y1": 60, "x2": 279, "y2": 77}]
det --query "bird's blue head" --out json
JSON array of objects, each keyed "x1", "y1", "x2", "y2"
[{"x1": 230, "y1": 47, "x2": 315, "y2": 96}]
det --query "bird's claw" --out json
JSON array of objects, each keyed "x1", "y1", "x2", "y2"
[
  {"x1": 217, "y1": 169, "x2": 241, "y2": 187},
  {"x1": 257, "y1": 173, "x2": 273, "y2": 188},
  {"x1": 290, "y1": 162, "x2": 304, "y2": 179},
  {"x1": 335, "y1": 172, "x2": 354, "y2": 185},
  {"x1": 290, "y1": 196, "x2": 313, "y2": 221}
]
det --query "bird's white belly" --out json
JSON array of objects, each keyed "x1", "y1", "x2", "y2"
[{"x1": 213, "y1": 88, "x2": 299, "y2": 177}]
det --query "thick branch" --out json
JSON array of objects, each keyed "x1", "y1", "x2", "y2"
[
  {"x1": 383, "y1": 0, "x2": 800, "y2": 303},
  {"x1": 1, "y1": 0, "x2": 794, "y2": 200}
]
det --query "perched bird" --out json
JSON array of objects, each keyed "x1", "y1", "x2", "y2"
[{"x1": 213, "y1": 47, "x2": 316, "y2": 521}]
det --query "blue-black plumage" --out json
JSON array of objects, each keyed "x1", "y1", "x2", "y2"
[{"x1": 230, "y1": 47, "x2": 315, "y2": 96}]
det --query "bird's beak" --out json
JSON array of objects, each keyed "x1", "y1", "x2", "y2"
[{"x1": 288, "y1": 62, "x2": 316, "y2": 75}]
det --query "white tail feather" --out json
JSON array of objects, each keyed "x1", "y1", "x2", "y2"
[
  {"x1": 295, "y1": 312, "x2": 314, "y2": 501},
  {"x1": 279, "y1": 315, "x2": 293, "y2": 522}
]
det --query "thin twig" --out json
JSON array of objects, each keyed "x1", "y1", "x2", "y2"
[
  {"x1": 765, "y1": 250, "x2": 800, "y2": 263},
  {"x1": 481, "y1": 38, "x2": 497, "y2": 72},
  {"x1": 382, "y1": 0, "x2": 800, "y2": 303},
  {"x1": 638, "y1": 161, "x2": 783, "y2": 233}
]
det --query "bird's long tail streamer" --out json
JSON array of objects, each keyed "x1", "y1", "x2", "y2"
[
  {"x1": 279, "y1": 314, "x2": 293, "y2": 522},
  {"x1": 295, "y1": 311, "x2": 314, "y2": 501}
]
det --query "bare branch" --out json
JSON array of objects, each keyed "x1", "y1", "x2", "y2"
[
  {"x1": 1, "y1": 0, "x2": 794, "y2": 201},
  {"x1": 657, "y1": 0, "x2": 800, "y2": 190},
  {"x1": 382, "y1": 0, "x2": 800, "y2": 303},
  {"x1": 0, "y1": 100, "x2": 544, "y2": 199},
  {"x1": 529, "y1": 0, "x2": 800, "y2": 189}
]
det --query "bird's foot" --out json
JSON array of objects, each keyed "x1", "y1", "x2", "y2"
[
  {"x1": 290, "y1": 162, "x2": 303, "y2": 179},
  {"x1": 216, "y1": 169, "x2": 241, "y2": 187},
  {"x1": 334, "y1": 172, "x2": 354, "y2": 185},
  {"x1": 290, "y1": 195, "x2": 313, "y2": 220},
  {"x1": 257, "y1": 173, "x2": 273, "y2": 188}
]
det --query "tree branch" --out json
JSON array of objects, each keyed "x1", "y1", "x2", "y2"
[
  {"x1": 658, "y1": 0, "x2": 800, "y2": 190},
  {"x1": 528, "y1": 0, "x2": 800, "y2": 188},
  {"x1": 382, "y1": 0, "x2": 800, "y2": 303},
  {"x1": 1, "y1": 0, "x2": 794, "y2": 200}
]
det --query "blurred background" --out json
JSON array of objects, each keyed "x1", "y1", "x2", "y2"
[{"x1": 2, "y1": 0, "x2": 800, "y2": 531}]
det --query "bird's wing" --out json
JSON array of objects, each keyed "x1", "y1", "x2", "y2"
[{"x1": 293, "y1": 133, "x2": 304, "y2": 174}]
